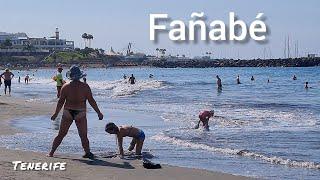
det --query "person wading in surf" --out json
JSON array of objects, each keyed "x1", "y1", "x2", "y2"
[
  {"x1": 195, "y1": 110, "x2": 214, "y2": 131},
  {"x1": 49, "y1": 65, "x2": 104, "y2": 159}
]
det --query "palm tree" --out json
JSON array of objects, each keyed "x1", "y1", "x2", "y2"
[
  {"x1": 87, "y1": 34, "x2": 93, "y2": 48},
  {"x1": 156, "y1": 48, "x2": 159, "y2": 58},
  {"x1": 82, "y1": 33, "x2": 88, "y2": 48}
]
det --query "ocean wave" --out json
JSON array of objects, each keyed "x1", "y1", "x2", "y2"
[
  {"x1": 151, "y1": 133, "x2": 320, "y2": 170},
  {"x1": 89, "y1": 79, "x2": 168, "y2": 97}
]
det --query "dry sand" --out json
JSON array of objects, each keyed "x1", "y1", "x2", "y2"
[{"x1": 0, "y1": 96, "x2": 251, "y2": 180}]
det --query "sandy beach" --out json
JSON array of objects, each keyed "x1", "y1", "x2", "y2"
[{"x1": 0, "y1": 96, "x2": 249, "y2": 180}]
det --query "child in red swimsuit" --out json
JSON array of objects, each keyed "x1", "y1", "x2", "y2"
[{"x1": 195, "y1": 110, "x2": 214, "y2": 130}]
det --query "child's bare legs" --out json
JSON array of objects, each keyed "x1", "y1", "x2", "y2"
[
  {"x1": 203, "y1": 119, "x2": 209, "y2": 129},
  {"x1": 129, "y1": 138, "x2": 137, "y2": 151},
  {"x1": 135, "y1": 139, "x2": 144, "y2": 155}
]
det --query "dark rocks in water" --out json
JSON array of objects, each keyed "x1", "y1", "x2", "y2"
[{"x1": 145, "y1": 57, "x2": 320, "y2": 68}]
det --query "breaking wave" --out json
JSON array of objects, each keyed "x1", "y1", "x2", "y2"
[{"x1": 151, "y1": 133, "x2": 320, "y2": 170}]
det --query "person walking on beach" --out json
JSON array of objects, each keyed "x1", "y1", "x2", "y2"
[
  {"x1": 236, "y1": 75, "x2": 241, "y2": 84},
  {"x1": 105, "y1": 122, "x2": 145, "y2": 158},
  {"x1": 1, "y1": 68, "x2": 14, "y2": 95},
  {"x1": 195, "y1": 110, "x2": 214, "y2": 131},
  {"x1": 216, "y1": 75, "x2": 222, "y2": 89},
  {"x1": 53, "y1": 65, "x2": 64, "y2": 98},
  {"x1": 129, "y1": 74, "x2": 136, "y2": 85},
  {"x1": 49, "y1": 65, "x2": 104, "y2": 159}
]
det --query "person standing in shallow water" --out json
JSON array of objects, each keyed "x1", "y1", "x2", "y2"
[
  {"x1": 129, "y1": 74, "x2": 136, "y2": 85},
  {"x1": 1, "y1": 68, "x2": 14, "y2": 95},
  {"x1": 216, "y1": 75, "x2": 222, "y2": 89},
  {"x1": 49, "y1": 65, "x2": 104, "y2": 159},
  {"x1": 54, "y1": 65, "x2": 64, "y2": 98},
  {"x1": 236, "y1": 75, "x2": 241, "y2": 84},
  {"x1": 251, "y1": 76, "x2": 255, "y2": 81},
  {"x1": 25, "y1": 74, "x2": 30, "y2": 84}
]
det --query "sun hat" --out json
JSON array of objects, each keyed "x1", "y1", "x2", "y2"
[{"x1": 66, "y1": 65, "x2": 86, "y2": 80}]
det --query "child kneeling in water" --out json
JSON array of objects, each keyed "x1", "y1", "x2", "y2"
[{"x1": 105, "y1": 122, "x2": 145, "y2": 158}]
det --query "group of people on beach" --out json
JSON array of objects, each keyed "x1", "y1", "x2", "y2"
[
  {"x1": 48, "y1": 65, "x2": 212, "y2": 159},
  {"x1": 0, "y1": 68, "x2": 36, "y2": 95},
  {"x1": 1, "y1": 65, "x2": 312, "y2": 159},
  {"x1": 49, "y1": 65, "x2": 145, "y2": 159}
]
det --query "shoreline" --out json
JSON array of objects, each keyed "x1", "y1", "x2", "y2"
[{"x1": 0, "y1": 96, "x2": 250, "y2": 180}]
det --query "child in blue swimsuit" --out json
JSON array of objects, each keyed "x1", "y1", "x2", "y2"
[{"x1": 105, "y1": 122, "x2": 145, "y2": 157}]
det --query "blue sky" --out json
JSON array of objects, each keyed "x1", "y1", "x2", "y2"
[{"x1": 0, "y1": 0, "x2": 319, "y2": 59}]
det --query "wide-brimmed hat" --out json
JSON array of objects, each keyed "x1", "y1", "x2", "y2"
[{"x1": 66, "y1": 65, "x2": 86, "y2": 80}]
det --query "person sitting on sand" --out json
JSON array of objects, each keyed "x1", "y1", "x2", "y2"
[
  {"x1": 129, "y1": 74, "x2": 136, "y2": 85},
  {"x1": 1, "y1": 68, "x2": 14, "y2": 95},
  {"x1": 49, "y1": 65, "x2": 104, "y2": 159},
  {"x1": 105, "y1": 122, "x2": 145, "y2": 158},
  {"x1": 195, "y1": 110, "x2": 214, "y2": 130},
  {"x1": 251, "y1": 76, "x2": 255, "y2": 81},
  {"x1": 216, "y1": 75, "x2": 222, "y2": 89},
  {"x1": 293, "y1": 75, "x2": 297, "y2": 80}
]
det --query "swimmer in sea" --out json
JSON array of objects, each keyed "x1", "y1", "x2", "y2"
[
  {"x1": 236, "y1": 75, "x2": 241, "y2": 84},
  {"x1": 293, "y1": 75, "x2": 297, "y2": 80},
  {"x1": 305, "y1": 82, "x2": 309, "y2": 89},
  {"x1": 129, "y1": 74, "x2": 136, "y2": 85},
  {"x1": 105, "y1": 122, "x2": 145, "y2": 158},
  {"x1": 216, "y1": 75, "x2": 222, "y2": 89},
  {"x1": 195, "y1": 110, "x2": 214, "y2": 131}
]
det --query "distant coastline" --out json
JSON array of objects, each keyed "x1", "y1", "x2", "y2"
[{"x1": 1, "y1": 55, "x2": 319, "y2": 69}]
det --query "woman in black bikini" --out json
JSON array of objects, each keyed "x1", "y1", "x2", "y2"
[{"x1": 49, "y1": 65, "x2": 103, "y2": 159}]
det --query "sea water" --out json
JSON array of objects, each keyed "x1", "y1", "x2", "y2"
[{"x1": 0, "y1": 67, "x2": 319, "y2": 179}]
